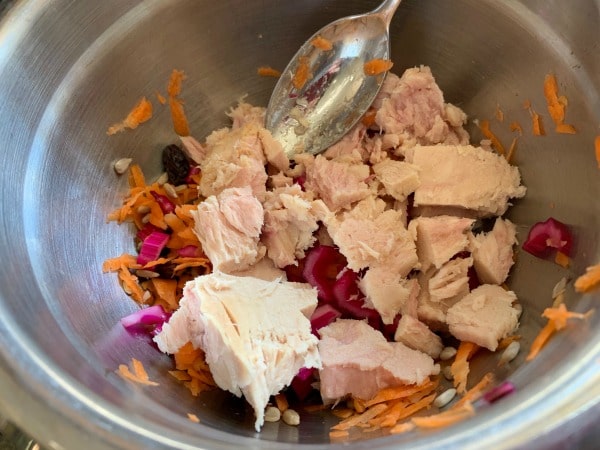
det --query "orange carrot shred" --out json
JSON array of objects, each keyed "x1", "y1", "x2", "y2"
[
  {"x1": 554, "y1": 251, "x2": 570, "y2": 268},
  {"x1": 150, "y1": 278, "x2": 178, "y2": 311},
  {"x1": 510, "y1": 121, "x2": 523, "y2": 135},
  {"x1": 363, "y1": 58, "x2": 394, "y2": 76},
  {"x1": 390, "y1": 422, "x2": 416, "y2": 434},
  {"x1": 332, "y1": 404, "x2": 388, "y2": 431},
  {"x1": 531, "y1": 110, "x2": 545, "y2": 136},
  {"x1": 555, "y1": 123, "x2": 577, "y2": 134},
  {"x1": 167, "y1": 69, "x2": 186, "y2": 97},
  {"x1": 574, "y1": 262, "x2": 600, "y2": 293},
  {"x1": 329, "y1": 430, "x2": 350, "y2": 440},
  {"x1": 187, "y1": 413, "x2": 200, "y2": 423},
  {"x1": 495, "y1": 105, "x2": 504, "y2": 122},
  {"x1": 257, "y1": 66, "x2": 282, "y2": 77},
  {"x1": 451, "y1": 341, "x2": 478, "y2": 394},
  {"x1": 526, "y1": 321, "x2": 557, "y2": 361},
  {"x1": 478, "y1": 119, "x2": 506, "y2": 155},
  {"x1": 311, "y1": 36, "x2": 333, "y2": 51},
  {"x1": 453, "y1": 373, "x2": 494, "y2": 409},
  {"x1": 118, "y1": 358, "x2": 159, "y2": 386},
  {"x1": 169, "y1": 97, "x2": 190, "y2": 137},
  {"x1": 411, "y1": 402, "x2": 475, "y2": 429},
  {"x1": 594, "y1": 136, "x2": 600, "y2": 169},
  {"x1": 156, "y1": 91, "x2": 167, "y2": 105},
  {"x1": 365, "y1": 378, "x2": 436, "y2": 407},
  {"x1": 107, "y1": 97, "x2": 153, "y2": 135},
  {"x1": 505, "y1": 136, "x2": 518, "y2": 164},
  {"x1": 292, "y1": 56, "x2": 311, "y2": 90}
]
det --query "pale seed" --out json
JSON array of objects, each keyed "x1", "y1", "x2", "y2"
[
  {"x1": 282, "y1": 408, "x2": 300, "y2": 426},
  {"x1": 156, "y1": 172, "x2": 169, "y2": 185},
  {"x1": 163, "y1": 183, "x2": 178, "y2": 199},
  {"x1": 141, "y1": 213, "x2": 151, "y2": 224},
  {"x1": 114, "y1": 158, "x2": 132, "y2": 175},
  {"x1": 175, "y1": 184, "x2": 188, "y2": 192},
  {"x1": 136, "y1": 270, "x2": 160, "y2": 279},
  {"x1": 499, "y1": 341, "x2": 520, "y2": 366},
  {"x1": 264, "y1": 406, "x2": 281, "y2": 423},
  {"x1": 433, "y1": 388, "x2": 457, "y2": 408},
  {"x1": 137, "y1": 205, "x2": 150, "y2": 214},
  {"x1": 439, "y1": 346, "x2": 457, "y2": 361},
  {"x1": 442, "y1": 366, "x2": 454, "y2": 381}
]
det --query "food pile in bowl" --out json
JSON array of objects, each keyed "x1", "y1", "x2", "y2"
[{"x1": 103, "y1": 56, "x2": 599, "y2": 439}]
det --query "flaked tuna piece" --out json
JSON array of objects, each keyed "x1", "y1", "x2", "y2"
[
  {"x1": 325, "y1": 201, "x2": 418, "y2": 275},
  {"x1": 227, "y1": 101, "x2": 266, "y2": 128},
  {"x1": 191, "y1": 187, "x2": 264, "y2": 273},
  {"x1": 257, "y1": 128, "x2": 289, "y2": 172},
  {"x1": 154, "y1": 272, "x2": 320, "y2": 431},
  {"x1": 269, "y1": 172, "x2": 294, "y2": 189},
  {"x1": 406, "y1": 144, "x2": 527, "y2": 217},
  {"x1": 318, "y1": 319, "x2": 439, "y2": 403},
  {"x1": 417, "y1": 257, "x2": 472, "y2": 329},
  {"x1": 199, "y1": 124, "x2": 268, "y2": 201},
  {"x1": 230, "y1": 256, "x2": 287, "y2": 282},
  {"x1": 323, "y1": 122, "x2": 368, "y2": 161},
  {"x1": 359, "y1": 267, "x2": 414, "y2": 324},
  {"x1": 262, "y1": 184, "x2": 320, "y2": 268},
  {"x1": 372, "y1": 159, "x2": 420, "y2": 202},
  {"x1": 394, "y1": 315, "x2": 443, "y2": 359},
  {"x1": 446, "y1": 284, "x2": 519, "y2": 351},
  {"x1": 408, "y1": 216, "x2": 475, "y2": 270},
  {"x1": 393, "y1": 199, "x2": 409, "y2": 228},
  {"x1": 180, "y1": 135, "x2": 206, "y2": 165},
  {"x1": 411, "y1": 205, "x2": 480, "y2": 220},
  {"x1": 372, "y1": 67, "x2": 469, "y2": 154},
  {"x1": 303, "y1": 154, "x2": 371, "y2": 212},
  {"x1": 470, "y1": 218, "x2": 517, "y2": 285}
]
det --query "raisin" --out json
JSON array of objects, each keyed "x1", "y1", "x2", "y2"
[{"x1": 162, "y1": 144, "x2": 190, "y2": 185}]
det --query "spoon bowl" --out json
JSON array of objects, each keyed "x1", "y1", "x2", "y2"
[{"x1": 265, "y1": 0, "x2": 402, "y2": 158}]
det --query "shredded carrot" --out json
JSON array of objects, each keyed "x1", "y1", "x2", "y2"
[
  {"x1": 156, "y1": 91, "x2": 167, "y2": 105},
  {"x1": 478, "y1": 119, "x2": 506, "y2": 155},
  {"x1": 329, "y1": 430, "x2": 350, "y2": 440},
  {"x1": 332, "y1": 408, "x2": 354, "y2": 419},
  {"x1": 150, "y1": 278, "x2": 178, "y2": 311},
  {"x1": 527, "y1": 303, "x2": 593, "y2": 361},
  {"x1": 257, "y1": 66, "x2": 282, "y2": 77},
  {"x1": 505, "y1": 136, "x2": 518, "y2": 164},
  {"x1": 311, "y1": 35, "x2": 333, "y2": 51},
  {"x1": 390, "y1": 422, "x2": 416, "y2": 434},
  {"x1": 510, "y1": 120, "x2": 523, "y2": 135},
  {"x1": 167, "y1": 69, "x2": 186, "y2": 97},
  {"x1": 361, "y1": 108, "x2": 377, "y2": 127},
  {"x1": 275, "y1": 393, "x2": 289, "y2": 412},
  {"x1": 451, "y1": 341, "x2": 478, "y2": 394},
  {"x1": 595, "y1": 136, "x2": 600, "y2": 169},
  {"x1": 554, "y1": 251, "x2": 570, "y2": 268},
  {"x1": 574, "y1": 263, "x2": 600, "y2": 293},
  {"x1": 292, "y1": 56, "x2": 311, "y2": 90},
  {"x1": 187, "y1": 413, "x2": 200, "y2": 423},
  {"x1": 118, "y1": 358, "x2": 159, "y2": 386},
  {"x1": 531, "y1": 109, "x2": 545, "y2": 136},
  {"x1": 411, "y1": 402, "x2": 475, "y2": 429},
  {"x1": 102, "y1": 254, "x2": 139, "y2": 273},
  {"x1": 523, "y1": 99, "x2": 531, "y2": 109},
  {"x1": 332, "y1": 404, "x2": 389, "y2": 431},
  {"x1": 363, "y1": 58, "x2": 394, "y2": 76},
  {"x1": 555, "y1": 123, "x2": 577, "y2": 134},
  {"x1": 169, "y1": 97, "x2": 190, "y2": 137},
  {"x1": 365, "y1": 378, "x2": 436, "y2": 407},
  {"x1": 169, "y1": 370, "x2": 192, "y2": 381},
  {"x1": 173, "y1": 342, "x2": 215, "y2": 396},
  {"x1": 107, "y1": 97, "x2": 153, "y2": 135},
  {"x1": 453, "y1": 373, "x2": 494, "y2": 409}
]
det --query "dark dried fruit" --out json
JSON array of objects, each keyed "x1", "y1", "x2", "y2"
[{"x1": 162, "y1": 144, "x2": 190, "y2": 185}]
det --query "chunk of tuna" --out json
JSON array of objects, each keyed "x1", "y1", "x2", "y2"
[
  {"x1": 199, "y1": 124, "x2": 268, "y2": 201},
  {"x1": 446, "y1": 284, "x2": 519, "y2": 351},
  {"x1": 372, "y1": 159, "x2": 420, "y2": 202},
  {"x1": 408, "y1": 216, "x2": 474, "y2": 270},
  {"x1": 394, "y1": 315, "x2": 443, "y2": 359},
  {"x1": 261, "y1": 185, "x2": 319, "y2": 268},
  {"x1": 154, "y1": 273, "x2": 320, "y2": 431},
  {"x1": 406, "y1": 144, "x2": 526, "y2": 216},
  {"x1": 227, "y1": 101, "x2": 266, "y2": 129},
  {"x1": 230, "y1": 256, "x2": 287, "y2": 282},
  {"x1": 191, "y1": 187, "x2": 264, "y2": 273},
  {"x1": 323, "y1": 123, "x2": 368, "y2": 161},
  {"x1": 303, "y1": 155, "x2": 371, "y2": 212},
  {"x1": 470, "y1": 218, "x2": 517, "y2": 285},
  {"x1": 359, "y1": 267, "x2": 414, "y2": 324},
  {"x1": 417, "y1": 258, "x2": 472, "y2": 329},
  {"x1": 318, "y1": 319, "x2": 439, "y2": 403},
  {"x1": 372, "y1": 66, "x2": 469, "y2": 154}
]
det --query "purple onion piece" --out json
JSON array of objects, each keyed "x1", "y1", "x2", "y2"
[{"x1": 483, "y1": 381, "x2": 516, "y2": 403}]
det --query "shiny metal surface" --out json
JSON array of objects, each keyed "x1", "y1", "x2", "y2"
[
  {"x1": 266, "y1": 0, "x2": 401, "y2": 157},
  {"x1": 0, "y1": 0, "x2": 599, "y2": 449}
]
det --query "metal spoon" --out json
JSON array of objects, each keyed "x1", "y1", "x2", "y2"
[{"x1": 265, "y1": 0, "x2": 402, "y2": 158}]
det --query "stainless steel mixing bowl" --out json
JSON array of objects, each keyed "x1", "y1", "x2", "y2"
[{"x1": 0, "y1": 0, "x2": 599, "y2": 448}]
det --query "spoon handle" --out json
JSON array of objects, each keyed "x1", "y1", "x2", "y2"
[{"x1": 373, "y1": 0, "x2": 402, "y2": 28}]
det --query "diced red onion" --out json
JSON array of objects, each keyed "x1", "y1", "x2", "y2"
[
  {"x1": 483, "y1": 381, "x2": 516, "y2": 403},
  {"x1": 120, "y1": 305, "x2": 171, "y2": 337},
  {"x1": 338, "y1": 298, "x2": 382, "y2": 331},
  {"x1": 137, "y1": 231, "x2": 170, "y2": 265},
  {"x1": 382, "y1": 314, "x2": 401, "y2": 341},
  {"x1": 332, "y1": 268, "x2": 360, "y2": 305},
  {"x1": 290, "y1": 367, "x2": 316, "y2": 401},
  {"x1": 151, "y1": 191, "x2": 176, "y2": 214},
  {"x1": 185, "y1": 166, "x2": 201, "y2": 184},
  {"x1": 177, "y1": 245, "x2": 200, "y2": 258},
  {"x1": 294, "y1": 175, "x2": 306, "y2": 190},
  {"x1": 310, "y1": 304, "x2": 342, "y2": 336},
  {"x1": 302, "y1": 245, "x2": 347, "y2": 303},
  {"x1": 522, "y1": 217, "x2": 573, "y2": 258},
  {"x1": 136, "y1": 223, "x2": 162, "y2": 242}
]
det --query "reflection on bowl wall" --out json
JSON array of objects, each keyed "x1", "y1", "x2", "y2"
[{"x1": 0, "y1": 0, "x2": 599, "y2": 449}]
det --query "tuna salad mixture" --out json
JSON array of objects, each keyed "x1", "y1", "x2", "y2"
[{"x1": 107, "y1": 65, "x2": 527, "y2": 433}]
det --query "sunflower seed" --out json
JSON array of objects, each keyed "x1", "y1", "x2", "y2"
[
  {"x1": 156, "y1": 172, "x2": 169, "y2": 185},
  {"x1": 433, "y1": 388, "x2": 456, "y2": 408},
  {"x1": 282, "y1": 408, "x2": 300, "y2": 426},
  {"x1": 114, "y1": 158, "x2": 132, "y2": 175},
  {"x1": 163, "y1": 183, "x2": 178, "y2": 199},
  {"x1": 136, "y1": 270, "x2": 160, "y2": 279},
  {"x1": 499, "y1": 341, "x2": 520, "y2": 366},
  {"x1": 264, "y1": 406, "x2": 281, "y2": 423},
  {"x1": 137, "y1": 205, "x2": 151, "y2": 214},
  {"x1": 439, "y1": 346, "x2": 457, "y2": 361},
  {"x1": 442, "y1": 366, "x2": 454, "y2": 381}
]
